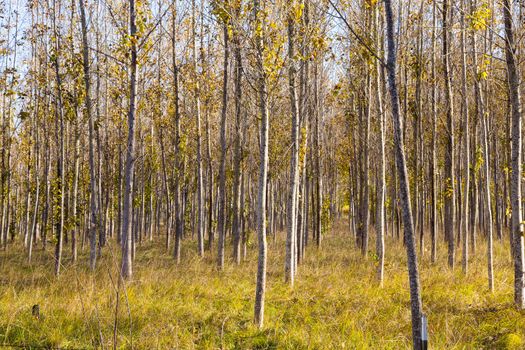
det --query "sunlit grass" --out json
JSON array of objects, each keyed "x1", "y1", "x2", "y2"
[{"x1": 1, "y1": 222, "x2": 524, "y2": 349}]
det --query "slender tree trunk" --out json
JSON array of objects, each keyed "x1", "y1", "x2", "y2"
[
  {"x1": 172, "y1": 7, "x2": 182, "y2": 263},
  {"x1": 460, "y1": 2, "x2": 470, "y2": 274},
  {"x1": 217, "y1": 23, "x2": 229, "y2": 270},
  {"x1": 121, "y1": 0, "x2": 138, "y2": 279},
  {"x1": 205, "y1": 110, "x2": 214, "y2": 251},
  {"x1": 24, "y1": 147, "x2": 31, "y2": 249},
  {"x1": 192, "y1": 0, "x2": 204, "y2": 258},
  {"x1": 503, "y1": 0, "x2": 525, "y2": 308},
  {"x1": 430, "y1": 0, "x2": 438, "y2": 263},
  {"x1": 384, "y1": 0, "x2": 423, "y2": 347},
  {"x1": 358, "y1": 74, "x2": 371, "y2": 256},
  {"x1": 254, "y1": 0, "x2": 268, "y2": 328},
  {"x1": 443, "y1": 0, "x2": 456, "y2": 269},
  {"x1": 470, "y1": 0, "x2": 494, "y2": 291},
  {"x1": 28, "y1": 104, "x2": 40, "y2": 263},
  {"x1": 51, "y1": 0, "x2": 65, "y2": 276},
  {"x1": 159, "y1": 128, "x2": 171, "y2": 250},
  {"x1": 71, "y1": 125, "x2": 80, "y2": 262},
  {"x1": 285, "y1": 4, "x2": 300, "y2": 285},
  {"x1": 313, "y1": 63, "x2": 322, "y2": 248},
  {"x1": 375, "y1": 4, "x2": 385, "y2": 285},
  {"x1": 232, "y1": 14, "x2": 243, "y2": 265},
  {"x1": 79, "y1": 0, "x2": 100, "y2": 271}
]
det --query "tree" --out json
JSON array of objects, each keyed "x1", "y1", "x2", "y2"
[
  {"x1": 383, "y1": 0, "x2": 423, "y2": 347},
  {"x1": 121, "y1": 0, "x2": 139, "y2": 279},
  {"x1": 430, "y1": 0, "x2": 438, "y2": 264},
  {"x1": 502, "y1": 0, "x2": 524, "y2": 308},
  {"x1": 285, "y1": 0, "x2": 301, "y2": 286},
  {"x1": 192, "y1": 0, "x2": 205, "y2": 259},
  {"x1": 374, "y1": 3, "x2": 385, "y2": 284},
  {"x1": 231, "y1": 0, "x2": 244, "y2": 265},
  {"x1": 51, "y1": 0, "x2": 65, "y2": 276},
  {"x1": 443, "y1": 0, "x2": 456, "y2": 269},
  {"x1": 253, "y1": 0, "x2": 269, "y2": 328},
  {"x1": 217, "y1": 17, "x2": 229, "y2": 270},
  {"x1": 79, "y1": 0, "x2": 100, "y2": 271},
  {"x1": 460, "y1": 0, "x2": 470, "y2": 274},
  {"x1": 469, "y1": 0, "x2": 493, "y2": 291},
  {"x1": 171, "y1": 2, "x2": 183, "y2": 263}
]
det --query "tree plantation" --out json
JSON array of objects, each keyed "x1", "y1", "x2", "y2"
[{"x1": 1, "y1": 0, "x2": 525, "y2": 348}]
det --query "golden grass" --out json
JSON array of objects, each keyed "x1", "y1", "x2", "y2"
[{"x1": 1, "y1": 222, "x2": 524, "y2": 349}]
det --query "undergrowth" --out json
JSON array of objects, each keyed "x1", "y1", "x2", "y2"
[{"x1": 1, "y1": 222, "x2": 524, "y2": 349}]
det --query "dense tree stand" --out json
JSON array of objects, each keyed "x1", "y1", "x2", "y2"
[{"x1": 0, "y1": 0, "x2": 524, "y2": 348}]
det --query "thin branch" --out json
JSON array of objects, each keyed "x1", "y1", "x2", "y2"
[{"x1": 326, "y1": 0, "x2": 386, "y2": 68}]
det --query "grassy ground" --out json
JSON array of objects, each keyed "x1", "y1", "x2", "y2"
[{"x1": 1, "y1": 222, "x2": 525, "y2": 349}]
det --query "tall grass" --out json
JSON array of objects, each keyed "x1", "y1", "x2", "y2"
[{"x1": 1, "y1": 223, "x2": 524, "y2": 349}]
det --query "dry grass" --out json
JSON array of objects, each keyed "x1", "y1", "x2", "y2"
[{"x1": 1, "y1": 222, "x2": 524, "y2": 349}]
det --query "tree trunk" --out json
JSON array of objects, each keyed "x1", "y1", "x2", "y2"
[
  {"x1": 232, "y1": 14, "x2": 243, "y2": 265},
  {"x1": 172, "y1": 7, "x2": 182, "y2": 263},
  {"x1": 217, "y1": 23, "x2": 229, "y2": 270},
  {"x1": 79, "y1": 0, "x2": 100, "y2": 271},
  {"x1": 121, "y1": 0, "x2": 138, "y2": 279},
  {"x1": 375, "y1": 4, "x2": 385, "y2": 285},
  {"x1": 443, "y1": 0, "x2": 456, "y2": 269},
  {"x1": 285, "y1": 4, "x2": 301, "y2": 285},
  {"x1": 384, "y1": 0, "x2": 424, "y2": 347},
  {"x1": 254, "y1": 0, "x2": 268, "y2": 329},
  {"x1": 313, "y1": 63, "x2": 322, "y2": 248},
  {"x1": 503, "y1": 0, "x2": 525, "y2": 308},
  {"x1": 192, "y1": 0, "x2": 204, "y2": 258},
  {"x1": 430, "y1": 0, "x2": 438, "y2": 264},
  {"x1": 460, "y1": 1, "x2": 470, "y2": 274},
  {"x1": 470, "y1": 0, "x2": 494, "y2": 291},
  {"x1": 51, "y1": 0, "x2": 65, "y2": 276}
]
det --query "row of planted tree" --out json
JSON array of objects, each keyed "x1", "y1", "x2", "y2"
[{"x1": 1, "y1": 0, "x2": 524, "y2": 347}]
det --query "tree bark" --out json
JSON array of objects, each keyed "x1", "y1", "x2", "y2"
[
  {"x1": 430, "y1": 0, "x2": 438, "y2": 264},
  {"x1": 460, "y1": 1, "x2": 470, "y2": 274},
  {"x1": 51, "y1": 0, "x2": 65, "y2": 277},
  {"x1": 217, "y1": 22, "x2": 229, "y2": 270},
  {"x1": 232, "y1": 11, "x2": 244, "y2": 265},
  {"x1": 503, "y1": 0, "x2": 525, "y2": 308},
  {"x1": 443, "y1": 0, "x2": 456, "y2": 269},
  {"x1": 384, "y1": 0, "x2": 423, "y2": 347},
  {"x1": 121, "y1": 0, "x2": 138, "y2": 279},
  {"x1": 285, "y1": 3, "x2": 301, "y2": 285},
  {"x1": 375, "y1": 4, "x2": 385, "y2": 285},
  {"x1": 254, "y1": 0, "x2": 268, "y2": 328},
  {"x1": 79, "y1": 0, "x2": 100, "y2": 271}
]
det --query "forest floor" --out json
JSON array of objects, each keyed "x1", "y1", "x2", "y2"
[{"x1": 1, "y1": 222, "x2": 525, "y2": 349}]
